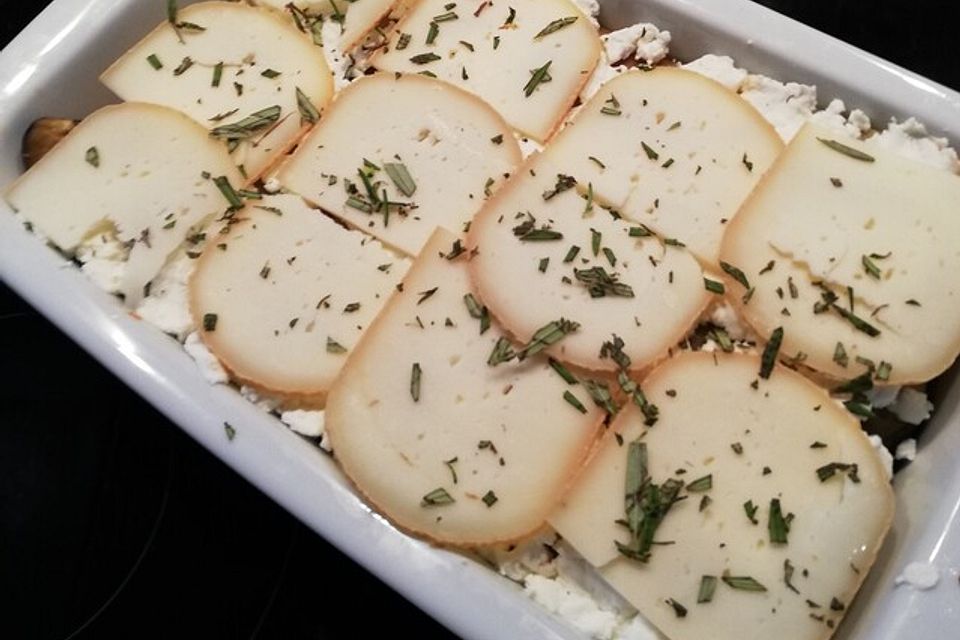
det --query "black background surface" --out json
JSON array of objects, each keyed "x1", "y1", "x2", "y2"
[{"x1": 1, "y1": 2, "x2": 956, "y2": 638}]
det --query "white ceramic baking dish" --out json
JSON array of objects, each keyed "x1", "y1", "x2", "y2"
[{"x1": 1, "y1": 1, "x2": 957, "y2": 638}]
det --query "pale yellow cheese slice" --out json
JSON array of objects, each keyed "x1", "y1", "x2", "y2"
[
  {"x1": 467, "y1": 155, "x2": 710, "y2": 373},
  {"x1": 550, "y1": 351, "x2": 893, "y2": 640},
  {"x1": 189, "y1": 194, "x2": 406, "y2": 404},
  {"x1": 101, "y1": 1, "x2": 333, "y2": 182},
  {"x1": 276, "y1": 72, "x2": 521, "y2": 256},
  {"x1": 325, "y1": 228, "x2": 605, "y2": 545},
  {"x1": 371, "y1": 0, "x2": 601, "y2": 142},
  {"x1": 545, "y1": 67, "x2": 782, "y2": 266},
  {"x1": 4, "y1": 102, "x2": 242, "y2": 306},
  {"x1": 720, "y1": 123, "x2": 960, "y2": 384},
  {"x1": 252, "y1": 0, "x2": 399, "y2": 50}
]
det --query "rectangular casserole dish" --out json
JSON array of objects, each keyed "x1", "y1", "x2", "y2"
[{"x1": 1, "y1": 1, "x2": 958, "y2": 637}]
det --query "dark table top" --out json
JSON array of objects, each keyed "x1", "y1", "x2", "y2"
[{"x1": 2, "y1": 2, "x2": 956, "y2": 638}]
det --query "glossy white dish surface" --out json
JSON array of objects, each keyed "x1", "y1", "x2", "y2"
[{"x1": 1, "y1": 1, "x2": 958, "y2": 639}]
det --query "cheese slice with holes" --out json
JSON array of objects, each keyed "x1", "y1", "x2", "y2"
[
  {"x1": 467, "y1": 155, "x2": 709, "y2": 372},
  {"x1": 325, "y1": 228, "x2": 604, "y2": 544},
  {"x1": 276, "y1": 72, "x2": 521, "y2": 256},
  {"x1": 252, "y1": 0, "x2": 399, "y2": 50},
  {"x1": 720, "y1": 123, "x2": 960, "y2": 384},
  {"x1": 372, "y1": 0, "x2": 601, "y2": 141},
  {"x1": 101, "y1": 1, "x2": 333, "y2": 182},
  {"x1": 189, "y1": 194, "x2": 406, "y2": 404},
  {"x1": 4, "y1": 102, "x2": 242, "y2": 306},
  {"x1": 545, "y1": 68, "x2": 782, "y2": 266},
  {"x1": 550, "y1": 352, "x2": 893, "y2": 640}
]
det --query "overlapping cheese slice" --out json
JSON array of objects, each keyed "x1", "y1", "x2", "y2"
[
  {"x1": 101, "y1": 1, "x2": 333, "y2": 182},
  {"x1": 467, "y1": 155, "x2": 710, "y2": 372},
  {"x1": 372, "y1": 0, "x2": 601, "y2": 141},
  {"x1": 4, "y1": 102, "x2": 242, "y2": 306},
  {"x1": 276, "y1": 72, "x2": 521, "y2": 256},
  {"x1": 325, "y1": 228, "x2": 605, "y2": 544},
  {"x1": 189, "y1": 195, "x2": 405, "y2": 404},
  {"x1": 720, "y1": 123, "x2": 960, "y2": 384},
  {"x1": 546, "y1": 68, "x2": 783, "y2": 266},
  {"x1": 252, "y1": 0, "x2": 399, "y2": 50},
  {"x1": 550, "y1": 352, "x2": 893, "y2": 640}
]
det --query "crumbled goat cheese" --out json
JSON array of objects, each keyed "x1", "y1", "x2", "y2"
[
  {"x1": 891, "y1": 387, "x2": 934, "y2": 425},
  {"x1": 524, "y1": 574, "x2": 623, "y2": 639},
  {"x1": 517, "y1": 135, "x2": 544, "y2": 160},
  {"x1": 868, "y1": 434, "x2": 894, "y2": 480},
  {"x1": 895, "y1": 561, "x2": 940, "y2": 590},
  {"x1": 262, "y1": 176, "x2": 283, "y2": 193},
  {"x1": 280, "y1": 408, "x2": 326, "y2": 438},
  {"x1": 870, "y1": 117, "x2": 960, "y2": 173},
  {"x1": 866, "y1": 385, "x2": 900, "y2": 410},
  {"x1": 603, "y1": 23, "x2": 671, "y2": 66},
  {"x1": 183, "y1": 332, "x2": 229, "y2": 385},
  {"x1": 710, "y1": 302, "x2": 751, "y2": 341},
  {"x1": 682, "y1": 54, "x2": 748, "y2": 91},
  {"x1": 240, "y1": 384, "x2": 282, "y2": 413},
  {"x1": 322, "y1": 20, "x2": 354, "y2": 91},
  {"x1": 580, "y1": 51, "x2": 624, "y2": 101},
  {"x1": 75, "y1": 232, "x2": 128, "y2": 294},
  {"x1": 808, "y1": 98, "x2": 872, "y2": 139},
  {"x1": 895, "y1": 438, "x2": 917, "y2": 462},
  {"x1": 135, "y1": 250, "x2": 195, "y2": 340},
  {"x1": 571, "y1": 0, "x2": 600, "y2": 27},
  {"x1": 739, "y1": 75, "x2": 818, "y2": 141}
]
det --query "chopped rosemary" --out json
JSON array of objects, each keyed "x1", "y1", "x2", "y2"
[
  {"x1": 759, "y1": 327, "x2": 784, "y2": 379},
  {"x1": 641, "y1": 141, "x2": 659, "y2": 160},
  {"x1": 410, "y1": 52, "x2": 441, "y2": 64},
  {"x1": 384, "y1": 162, "x2": 417, "y2": 197},
  {"x1": 768, "y1": 498, "x2": 790, "y2": 544},
  {"x1": 491, "y1": 134, "x2": 504, "y2": 144},
  {"x1": 296, "y1": 87, "x2": 320, "y2": 124},
  {"x1": 742, "y1": 153, "x2": 753, "y2": 171},
  {"x1": 666, "y1": 599, "x2": 687, "y2": 618},
  {"x1": 172, "y1": 56, "x2": 194, "y2": 76},
  {"x1": 538, "y1": 257, "x2": 550, "y2": 272},
  {"x1": 85, "y1": 146, "x2": 100, "y2": 168},
  {"x1": 818, "y1": 137, "x2": 875, "y2": 162},
  {"x1": 463, "y1": 293, "x2": 490, "y2": 334},
  {"x1": 686, "y1": 475, "x2": 712, "y2": 492},
  {"x1": 534, "y1": 16, "x2": 578, "y2": 39},
  {"x1": 574, "y1": 266, "x2": 635, "y2": 298},
  {"x1": 784, "y1": 559, "x2": 800, "y2": 593},
  {"x1": 600, "y1": 94, "x2": 621, "y2": 116},
  {"x1": 421, "y1": 487, "x2": 454, "y2": 506},
  {"x1": 617, "y1": 440, "x2": 686, "y2": 563},
  {"x1": 260, "y1": 68, "x2": 281, "y2": 79},
  {"x1": 410, "y1": 362, "x2": 422, "y2": 402},
  {"x1": 146, "y1": 53, "x2": 163, "y2": 70},
  {"x1": 831, "y1": 304, "x2": 881, "y2": 337},
  {"x1": 426, "y1": 21, "x2": 439, "y2": 45},
  {"x1": 210, "y1": 105, "x2": 282, "y2": 142},
  {"x1": 704, "y1": 278, "x2": 725, "y2": 294},
  {"x1": 744, "y1": 500, "x2": 759, "y2": 524},
  {"x1": 549, "y1": 358, "x2": 578, "y2": 385},
  {"x1": 542, "y1": 174, "x2": 577, "y2": 200},
  {"x1": 213, "y1": 175, "x2": 244, "y2": 210},
  {"x1": 697, "y1": 576, "x2": 718, "y2": 603},
  {"x1": 862, "y1": 254, "x2": 882, "y2": 279},
  {"x1": 444, "y1": 457, "x2": 458, "y2": 484},
  {"x1": 523, "y1": 61, "x2": 553, "y2": 97},
  {"x1": 816, "y1": 462, "x2": 861, "y2": 483},
  {"x1": 722, "y1": 575, "x2": 768, "y2": 592},
  {"x1": 482, "y1": 490, "x2": 498, "y2": 507},
  {"x1": 487, "y1": 336, "x2": 516, "y2": 366},
  {"x1": 876, "y1": 361, "x2": 892, "y2": 381},
  {"x1": 563, "y1": 390, "x2": 588, "y2": 414},
  {"x1": 563, "y1": 245, "x2": 581, "y2": 263},
  {"x1": 517, "y1": 318, "x2": 579, "y2": 360},
  {"x1": 223, "y1": 421, "x2": 236, "y2": 441},
  {"x1": 396, "y1": 32, "x2": 412, "y2": 49},
  {"x1": 202, "y1": 313, "x2": 218, "y2": 331},
  {"x1": 720, "y1": 261, "x2": 750, "y2": 289},
  {"x1": 709, "y1": 327, "x2": 734, "y2": 353},
  {"x1": 417, "y1": 287, "x2": 438, "y2": 304}
]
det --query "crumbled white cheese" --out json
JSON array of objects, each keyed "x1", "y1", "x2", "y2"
[
  {"x1": 682, "y1": 54, "x2": 747, "y2": 92},
  {"x1": 524, "y1": 574, "x2": 622, "y2": 639},
  {"x1": 808, "y1": 98, "x2": 873, "y2": 139},
  {"x1": 868, "y1": 434, "x2": 894, "y2": 480},
  {"x1": 135, "y1": 250, "x2": 195, "y2": 340},
  {"x1": 580, "y1": 51, "x2": 624, "y2": 101},
  {"x1": 495, "y1": 533, "x2": 561, "y2": 582},
  {"x1": 602, "y1": 23, "x2": 671, "y2": 66},
  {"x1": 895, "y1": 561, "x2": 940, "y2": 590},
  {"x1": 710, "y1": 302, "x2": 750, "y2": 341},
  {"x1": 615, "y1": 615, "x2": 663, "y2": 640},
  {"x1": 866, "y1": 384, "x2": 900, "y2": 410},
  {"x1": 262, "y1": 176, "x2": 283, "y2": 193},
  {"x1": 571, "y1": 0, "x2": 600, "y2": 27},
  {"x1": 75, "y1": 231, "x2": 128, "y2": 294},
  {"x1": 240, "y1": 384, "x2": 282, "y2": 412},
  {"x1": 516, "y1": 135, "x2": 544, "y2": 160},
  {"x1": 891, "y1": 387, "x2": 934, "y2": 425},
  {"x1": 871, "y1": 117, "x2": 960, "y2": 173},
  {"x1": 322, "y1": 20, "x2": 354, "y2": 91},
  {"x1": 184, "y1": 332, "x2": 229, "y2": 385},
  {"x1": 895, "y1": 438, "x2": 917, "y2": 462},
  {"x1": 739, "y1": 74, "x2": 818, "y2": 141},
  {"x1": 280, "y1": 408, "x2": 326, "y2": 438}
]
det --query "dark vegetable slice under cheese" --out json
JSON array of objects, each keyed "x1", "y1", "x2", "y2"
[
  {"x1": 325, "y1": 228, "x2": 605, "y2": 545},
  {"x1": 372, "y1": 0, "x2": 602, "y2": 142},
  {"x1": 549, "y1": 351, "x2": 893, "y2": 640},
  {"x1": 4, "y1": 102, "x2": 243, "y2": 306},
  {"x1": 189, "y1": 194, "x2": 406, "y2": 405},
  {"x1": 101, "y1": 1, "x2": 334, "y2": 182},
  {"x1": 720, "y1": 123, "x2": 960, "y2": 384}
]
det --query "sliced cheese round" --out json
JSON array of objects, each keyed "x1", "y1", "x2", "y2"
[
  {"x1": 4, "y1": 102, "x2": 243, "y2": 306},
  {"x1": 372, "y1": 0, "x2": 601, "y2": 142},
  {"x1": 276, "y1": 72, "x2": 521, "y2": 256},
  {"x1": 189, "y1": 194, "x2": 405, "y2": 404},
  {"x1": 546, "y1": 67, "x2": 783, "y2": 266},
  {"x1": 100, "y1": 1, "x2": 333, "y2": 182},
  {"x1": 720, "y1": 123, "x2": 960, "y2": 384},
  {"x1": 549, "y1": 351, "x2": 893, "y2": 640},
  {"x1": 252, "y1": 0, "x2": 399, "y2": 51},
  {"x1": 325, "y1": 228, "x2": 605, "y2": 545},
  {"x1": 467, "y1": 155, "x2": 710, "y2": 373}
]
